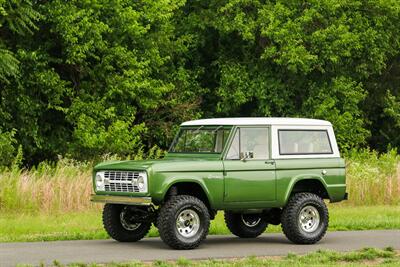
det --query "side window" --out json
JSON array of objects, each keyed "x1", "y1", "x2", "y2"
[
  {"x1": 214, "y1": 129, "x2": 230, "y2": 153},
  {"x1": 241, "y1": 128, "x2": 269, "y2": 159},
  {"x1": 278, "y1": 130, "x2": 333, "y2": 155},
  {"x1": 226, "y1": 127, "x2": 269, "y2": 160},
  {"x1": 226, "y1": 130, "x2": 239, "y2": 159}
]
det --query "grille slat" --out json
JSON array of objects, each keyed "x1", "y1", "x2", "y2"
[{"x1": 104, "y1": 171, "x2": 140, "y2": 193}]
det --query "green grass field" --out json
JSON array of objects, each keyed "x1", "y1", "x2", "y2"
[
  {"x1": 2, "y1": 205, "x2": 399, "y2": 242},
  {"x1": 16, "y1": 247, "x2": 400, "y2": 267}
]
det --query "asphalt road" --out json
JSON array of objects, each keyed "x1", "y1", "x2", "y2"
[{"x1": 1, "y1": 230, "x2": 399, "y2": 267}]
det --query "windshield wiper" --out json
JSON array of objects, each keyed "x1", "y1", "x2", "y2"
[
  {"x1": 193, "y1": 125, "x2": 204, "y2": 133},
  {"x1": 212, "y1": 125, "x2": 223, "y2": 132}
]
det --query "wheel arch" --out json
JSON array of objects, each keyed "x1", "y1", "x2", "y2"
[
  {"x1": 284, "y1": 176, "x2": 330, "y2": 205},
  {"x1": 163, "y1": 180, "x2": 214, "y2": 211}
]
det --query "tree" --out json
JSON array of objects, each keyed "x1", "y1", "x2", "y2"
[
  {"x1": 1, "y1": 0, "x2": 400, "y2": 166},
  {"x1": 180, "y1": 0, "x2": 400, "y2": 151}
]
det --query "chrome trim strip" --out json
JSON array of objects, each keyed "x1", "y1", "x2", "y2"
[{"x1": 90, "y1": 194, "x2": 152, "y2": 206}]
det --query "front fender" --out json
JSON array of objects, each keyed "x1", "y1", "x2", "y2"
[{"x1": 150, "y1": 171, "x2": 224, "y2": 209}]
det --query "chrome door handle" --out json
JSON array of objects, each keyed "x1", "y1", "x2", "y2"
[{"x1": 265, "y1": 160, "x2": 275, "y2": 165}]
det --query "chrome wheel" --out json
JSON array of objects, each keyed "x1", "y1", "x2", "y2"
[
  {"x1": 298, "y1": 205, "x2": 320, "y2": 233},
  {"x1": 120, "y1": 209, "x2": 141, "y2": 231},
  {"x1": 241, "y1": 214, "x2": 262, "y2": 227},
  {"x1": 176, "y1": 209, "x2": 200, "y2": 238}
]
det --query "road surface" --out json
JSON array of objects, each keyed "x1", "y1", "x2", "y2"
[{"x1": 1, "y1": 230, "x2": 399, "y2": 266}]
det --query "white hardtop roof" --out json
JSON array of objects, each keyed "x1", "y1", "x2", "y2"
[{"x1": 181, "y1": 117, "x2": 331, "y2": 126}]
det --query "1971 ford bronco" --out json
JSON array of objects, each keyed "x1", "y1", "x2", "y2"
[{"x1": 91, "y1": 118, "x2": 347, "y2": 249}]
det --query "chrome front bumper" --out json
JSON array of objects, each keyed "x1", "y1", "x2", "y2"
[{"x1": 90, "y1": 194, "x2": 152, "y2": 206}]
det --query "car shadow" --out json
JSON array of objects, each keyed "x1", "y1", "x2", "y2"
[
  {"x1": 113, "y1": 234, "x2": 297, "y2": 250},
  {"x1": 204, "y1": 235, "x2": 293, "y2": 245}
]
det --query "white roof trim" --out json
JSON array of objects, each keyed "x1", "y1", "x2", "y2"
[{"x1": 181, "y1": 117, "x2": 331, "y2": 126}]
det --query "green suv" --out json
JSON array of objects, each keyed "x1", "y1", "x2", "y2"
[{"x1": 91, "y1": 118, "x2": 347, "y2": 249}]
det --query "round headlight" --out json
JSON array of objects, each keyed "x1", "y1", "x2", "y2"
[
  {"x1": 96, "y1": 174, "x2": 103, "y2": 186},
  {"x1": 137, "y1": 175, "x2": 145, "y2": 189}
]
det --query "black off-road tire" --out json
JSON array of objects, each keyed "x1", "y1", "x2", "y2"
[
  {"x1": 281, "y1": 193, "x2": 329, "y2": 244},
  {"x1": 157, "y1": 195, "x2": 210, "y2": 250},
  {"x1": 102, "y1": 204, "x2": 151, "y2": 242},
  {"x1": 224, "y1": 212, "x2": 267, "y2": 238}
]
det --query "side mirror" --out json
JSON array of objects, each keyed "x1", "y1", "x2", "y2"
[{"x1": 240, "y1": 151, "x2": 254, "y2": 161}]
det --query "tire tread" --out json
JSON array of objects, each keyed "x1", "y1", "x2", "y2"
[
  {"x1": 281, "y1": 192, "x2": 329, "y2": 244},
  {"x1": 157, "y1": 195, "x2": 210, "y2": 250},
  {"x1": 224, "y1": 212, "x2": 267, "y2": 238},
  {"x1": 102, "y1": 204, "x2": 151, "y2": 242}
]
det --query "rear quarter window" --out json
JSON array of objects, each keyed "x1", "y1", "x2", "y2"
[{"x1": 278, "y1": 130, "x2": 333, "y2": 155}]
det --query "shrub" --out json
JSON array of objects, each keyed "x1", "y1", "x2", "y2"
[
  {"x1": 345, "y1": 149, "x2": 400, "y2": 205},
  {"x1": 0, "y1": 129, "x2": 17, "y2": 168}
]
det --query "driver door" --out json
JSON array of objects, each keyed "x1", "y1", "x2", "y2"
[{"x1": 223, "y1": 127, "x2": 276, "y2": 202}]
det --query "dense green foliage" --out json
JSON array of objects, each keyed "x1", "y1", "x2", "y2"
[{"x1": 0, "y1": 0, "x2": 399, "y2": 165}]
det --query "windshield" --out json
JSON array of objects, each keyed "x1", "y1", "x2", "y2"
[{"x1": 169, "y1": 126, "x2": 231, "y2": 153}]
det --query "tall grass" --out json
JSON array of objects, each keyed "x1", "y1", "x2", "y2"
[
  {"x1": 0, "y1": 150, "x2": 399, "y2": 214},
  {"x1": 0, "y1": 158, "x2": 97, "y2": 213},
  {"x1": 345, "y1": 149, "x2": 400, "y2": 205}
]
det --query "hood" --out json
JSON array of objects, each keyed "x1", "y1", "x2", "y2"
[
  {"x1": 94, "y1": 159, "x2": 162, "y2": 171},
  {"x1": 94, "y1": 154, "x2": 222, "y2": 173}
]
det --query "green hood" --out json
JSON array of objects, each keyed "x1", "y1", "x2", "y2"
[
  {"x1": 94, "y1": 159, "x2": 163, "y2": 171},
  {"x1": 94, "y1": 154, "x2": 222, "y2": 173}
]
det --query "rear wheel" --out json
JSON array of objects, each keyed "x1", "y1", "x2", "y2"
[
  {"x1": 224, "y1": 212, "x2": 267, "y2": 238},
  {"x1": 102, "y1": 204, "x2": 151, "y2": 242},
  {"x1": 281, "y1": 193, "x2": 328, "y2": 244}
]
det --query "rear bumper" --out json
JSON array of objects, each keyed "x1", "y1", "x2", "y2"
[{"x1": 90, "y1": 194, "x2": 152, "y2": 206}]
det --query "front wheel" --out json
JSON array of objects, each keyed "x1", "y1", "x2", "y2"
[
  {"x1": 157, "y1": 195, "x2": 210, "y2": 249},
  {"x1": 224, "y1": 212, "x2": 267, "y2": 238},
  {"x1": 102, "y1": 204, "x2": 151, "y2": 242},
  {"x1": 281, "y1": 193, "x2": 329, "y2": 244}
]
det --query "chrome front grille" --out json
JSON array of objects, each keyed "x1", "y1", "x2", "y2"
[{"x1": 104, "y1": 171, "x2": 140, "y2": 193}]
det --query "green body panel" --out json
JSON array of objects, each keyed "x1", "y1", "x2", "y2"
[
  {"x1": 274, "y1": 158, "x2": 346, "y2": 205},
  {"x1": 149, "y1": 159, "x2": 224, "y2": 207},
  {"x1": 222, "y1": 160, "x2": 276, "y2": 202},
  {"x1": 93, "y1": 155, "x2": 346, "y2": 210}
]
